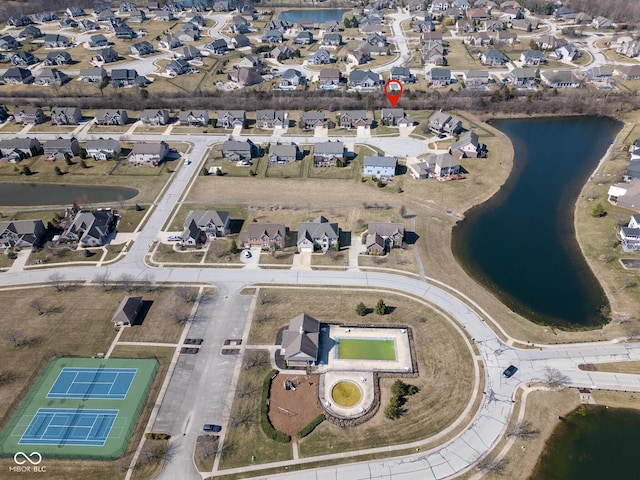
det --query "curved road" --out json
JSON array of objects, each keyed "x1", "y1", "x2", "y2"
[{"x1": 2, "y1": 124, "x2": 640, "y2": 480}]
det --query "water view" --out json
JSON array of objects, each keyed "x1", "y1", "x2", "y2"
[
  {"x1": 531, "y1": 405, "x2": 640, "y2": 480},
  {"x1": 452, "y1": 117, "x2": 621, "y2": 327},
  {"x1": 279, "y1": 9, "x2": 349, "y2": 24},
  {"x1": 0, "y1": 183, "x2": 138, "y2": 206}
]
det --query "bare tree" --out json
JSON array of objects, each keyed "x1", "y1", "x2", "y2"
[
  {"x1": 477, "y1": 457, "x2": 509, "y2": 476},
  {"x1": 48, "y1": 271, "x2": 64, "y2": 292},
  {"x1": 175, "y1": 286, "x2": 198, "y2": 304},
  {"x1": 140, "y1": 273, "x2": 155, "y2": 293},
  {"x1": 243, "y1": 350, "x2": 268, "y2": 371},
  {"x1": 5, "y1": 330, "x2": 23, "y2": 347},
  {"x1": 0, "y1": 370, "x2": 18, "y2": 386},
  {"x1": 506, "y1": 420, "x2": 540, "y2": 440},
  {"x1": 543, "y1": 367, "x2": 570, "y2": 390},
  {"x1": 30, "y1": 298, "x2": 46, "y2": 316},
  {"x1": 229, "y1": 405, "x2": 259, "y2": 428},
  {"x1": 169, "y1": 306, "x2": 190, "y2": 325},
  {"x1": 235, "y1": 380, "x2": 261, "y2": 399},
  {"x1": 93, "y1": 270, "x2": 111, "y2": 291},
  {"x1": 119, "y1": 273, "x2": 136, "y2": 293},
  {"x1": 621, "y1": 275, "x2": 637, "y2": 290}
]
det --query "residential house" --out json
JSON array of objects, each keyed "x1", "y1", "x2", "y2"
[
  {"x1": 380, "y1": 108, "x2": 414, "y2": 127},
  {"x1": 415, "y1": 19, "x2": 436, "y2": 33},
  {"x1": 44, "y1": 33, "x2": 71, "y2": 48},
  {"x1": 181, "y1": 210, "x2": 230, "y2": 245},
  {"x1": 366, "y1": 222, "x2": 404, "y2": 254},
  {"x1": 221, "y1": 139, "x2": 256, "y2": 162},
  {"x1": 429, "y1": 152, "x2": 461, "y2": 178},
  {"x1": 7, "y1": 14, "x2": 33, "y2": 27},
  {"x1": 0, "y1": 35, "x2": 20, "y2": 51},
  {"x1": 114, "y1": 25, "x2": 135, "y2": 39},
  {"x1": 297, "y1": 216, "x2": 340, "y2": 252},
  {"x1": 63, "y1": 209, "x2": 115, "y2": 246},
  {"x1": 14, "y1": 107, "x2": 45, "y2": 124},
  {"x1": 348, "y1": 69, "x2": 382, "y2": 90},
  {"x1": 79, "y1": 67, "x2": 107, "y2": 83},
  {"x1": 178, "y1": 24, "x2": 200, "y2": 43},
  {"x1": 551, "y1": 44, "x2": 580, "y2": 62},
  {"x1": 159, "y1": 34, "x2": 181, "y2": 50},
  {"x1": 294, "y1": 31, "x2": 313, "y2": 45},
  {"x1": 204, "y1": 39, "x2": 227, "y2": 55},
  {"x1": 59, "y1": 18, "x2": 79, "y2": 29},
  {"x1": 2, "y1": 67, "x2": 33, "y2": 84},
  {"x1": 178, "y1": 110, "x2": 209, "y2": 126},
  {"x1": 323, "y1": 20, "x2": 340, "y2": 32},
  {"x1": 111, "y1": 69, "x2": 139, "y2": 88},
  {"x1": 255, "y1": 110, "x2": 287, "y2": 129},
  {"x1": 177, "y1": 45, "x2": 202, "y2": 61},
  {"x1": 265, "y1": 19, "x2": 290, "y2": 32},
  {"x1": 0, "y1": 220, "x2": 46, "y2": 249},
  {"x1": 94, "y1": 47, "x2": 119, "y2": 64},
  {"x1": 363, "y1": 154, "x2": 397, "y2": 178},
  {"x1": 20, "y1": 26, "x2": 43, "y2": 40},
  {"x1": 96, "y1": 9, "x2": 116, "y2": 22},
  {"x1": 520, "y1": 50, "x2": 545, "y2": 66},
  {"x1": 262, "y1": 30, "x2": 283, "y2": 44},
  {"x1": 280, "y1": 69, "x2": 305, "y2": 89},
  {"x1": 467, "y1": 7, "x2": 490, "y2": 20},
  {"x1": 308, "y1": 48, "x2": 332, "y2": 65},
  {"x1": 111, "y1": 296, "x2": 143, "y2": 327},
  {"x1": 271, "y1": 45, "x2": 294, "y2": 61},
  {"x1": 493, "y1": 30, "x2": 517, "y2": 46},
  {"x1": 422, "y1": 45, "x2": 446, "y2": 65},
  {"x1": 615, "y1": 64, "x2": 640, "y2": 80},
  {"x1": 217, "y1": 110, "x2": 245, "y2": 129},
  {"x1": 66, "y1": 6, "x2": 87, "y2": 18},
  {"x1": 592, "y1": 16, "x2": 613, "y2": 29},
  {"x1": 128, "y1": 141, "x2": 169, "y2": 166},
  {"x1": 78, "y1": 19, "x2": 98, "y2": 31},
  {"x1": 268, "y1": 143, "x2": 298, "y2": 163},
  {"x1": 313, "y1": 141, "x2": 345, "y2": 166},
  {"x1": 509, "y1": 67, "x2": 539, "y2": 86},
  {"x1": 281, "y1": 313, "x2": 320, "y2": 367},
  {"x1": 540, "y1": 70, "x2": 581, "y2": 88},
  {"x1": 300, "y1": 112, "x2": 332, "y2": 130},
  {"x1": 536, "y1": 34, "x2": 566, "y2": 51},
  {"x1": 187, "y1": 14, "x2": 206, "y2": 27},
  {"x1": 619, "y1": 214, "x2": 640, "y2": 251},
  {"x1": 608, "y1": 180, "x2": 640, "y2": 211},
  {"x1": 322, "y1": 33, "x2": 342, "y2": 49},
  {"x1": 467, "y1": 31, "x2": 491, "y2": 47},
  {"x1": 408, "y1": 161, "x2": 431, "y2": 179},
  {"x1": 165, "y1": 58, "x2": 192, "y2": 76},
  {"x1": 587, "y1": 66, "x2": 613, "y2": 83},
  {"x1": 479, "y1": 49, "x2": 508, "y2": 66},
  {"x1": 51, "y1": 107, "x2": 82, "y2": 125},
  {"x1": 231, "y1": 34, "x2": 251, "y2": 49},
  {"x1": 44, "y1": 137, "x2": 81, "y2": 158},
  {"x1": 129, "y1": 10, "x2": 147, "y2": 23},
  {"x1": 0, "y1": 137, "x2": 43, "y2": 158},
  {"x1": 339, "y1": 110, "x2": 371, "y2": 129},
  {"x1": 318, "y1": 68, "x2": 341, "y2": 87},
  {"x1": 44, "y1": 51, "x2": 72, "y2": 66},
  {"x1": 348, "y1": 49, "x2": 371, "y2": 65},
  {"x1": 297, "y1": 20, "x2": 314, "y2": 31},
  {"x1": 236, "y1": 54, "x2": 263, "y2": 70},
  {"x1": 427, "y1": 67, "x2": 451, "y2": 86},
  {"x1": 155, "y1": 11, "x2": 175, "y2": 22},
  {"x1": 95, "y1": 109, "x2": 129, "y2": 125},
  {"x1": 390, "y1": 66, "x2": 415, "y2": 83},
  {"x1": 89, "y1": 34, "x2": 109, "y2": 48},
  {"x1": 456, "y1": 19, "x2": 475, "y2": 34},
  {"x1": 429, "y1": 111, "x2": 463, "y2": 135},
  {"x1": 617, "y1": 41, "x2": 640, "y2": 59},
  {"x1": 462, "y1": 69, "x2": 490, "y2": 87},
  {"x1": 130, "y1": 41, "x2": 155, "y2": 56},
  {"x1": 85, "y1": 138, "x2": 121, "y2": 160},
  {"x1": 33, "y1": 11, "x2": 58, "y2": 23},
  {"x1": 140, "y1": 109, "x2": 170, "y2": 126},
  {"x1": 240, "y1": 222, "x2": 287, "y2": 250},
  {"x1": 10, "y1": 51, "x2": 38, "y2": 66},
  {"x1": 451, "y1": 130, "x2": 484, "y2": 158},
  {"x1": 231, "y1": 67, "x2": 263, "y2": 86}
]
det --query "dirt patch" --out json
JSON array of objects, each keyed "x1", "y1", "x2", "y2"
[
  {"x1": 579, "y1": 363, "x2": 597, "y2": 371},
  {"x1": 268, "y1": 374, "x2": 322, "y2": 438}
]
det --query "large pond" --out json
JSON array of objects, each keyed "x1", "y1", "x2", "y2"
[
  {"x1": 279, "y1": 9, "x2": 349, "y2": 24},
  {"x1": 452, "y1": 117, "x2": 621, "y2": 327},
  {"x1": 0, "y1": 183, "x2": 138, "y2": 207},
  {"x1": 531, "y1": 405, "x2": 640, "y2": 480}
]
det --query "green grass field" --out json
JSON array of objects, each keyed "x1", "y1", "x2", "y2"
[
  {"x1": 0, "y1": 358, "x2": 157, "y2": 460},
  {"x1": 336, "y1": 338, "x2": 396, "y2": 360}
]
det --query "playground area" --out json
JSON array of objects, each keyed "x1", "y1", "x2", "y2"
[
  {"x1": 268, "y1": 374, "x2": 322, "y2": 438},
  {"x1": 0, "y1": 357, "x2": 157, "y2": 459}
]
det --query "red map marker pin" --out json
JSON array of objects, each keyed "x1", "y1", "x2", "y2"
[{"x1": 384, "y1": 79, "x2": 403, "y2": 107}]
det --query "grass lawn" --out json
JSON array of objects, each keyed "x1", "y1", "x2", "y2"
[
  {"x1": 265, "y1": 159, "x2": 305, "y2": 179},
  {"x1": 153, "y1": 243, "x2": 206, "y2": 264},
  {"x1": 195, "y1": 434, "x2": 218, "y2": 472},
  {"x1": 587, "y1": 361, "x2": 640, "y2": 375},
  {"x1": 241, "y1": 288, "x2": 475, "y2": 457},
  {"x1": 219, "y1": 350, "x2": 293, "y2": 469},
  {"x1": 310, "y1": 249, "x2": 348, "y2": 268},
  {"x1": 203, "y1": 238, "x2": 242, "y2": 264},
  {"x1": 358, "y1": 248, "x2": 419, "y2": 274},
  {"x1": 118, "y1": 206, "x2": 148, "y2": 233},
  {"x1": 26, "y1": 245, "x2": 96, "y2": 266}
]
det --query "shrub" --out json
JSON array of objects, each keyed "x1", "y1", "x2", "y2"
[
  {"x1": 355, "y1": 302, "x2": 367, "y2": 316},
  {"x1": 298, "y1": 414, "x2": 325, "y2": 438},
  {"x1": 260, "y1": 370, "x2": 291, "y2": 443},
  {"x1": 374, "y1": 298, "x2": 387, "y2": 315},
  {"x1": 591, "y1": 203, "x2": 607, "y2": 218}
]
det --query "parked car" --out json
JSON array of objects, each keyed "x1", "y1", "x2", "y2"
[
  {"x1": 167, "y1": 235, "x2": 181, "y2": 241},
  {"x1": 203, "y1": 424, "x2": 222, "y2": 432},
  {"x1": 242, "y1": 250, "x2": 252, "y2": 258},
  {"x1": 502, "y1": 365, "x2": 518, "y2": 378}
]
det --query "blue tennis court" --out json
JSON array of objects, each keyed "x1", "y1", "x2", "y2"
[
  {"x1": 19, "y1": 408, "x2": 119, "y2": 446},
  {"x1": 47, "y1": 367, "x2": 137, "y2": 400}
]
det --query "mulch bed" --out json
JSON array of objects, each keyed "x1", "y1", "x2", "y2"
[{"x1": 268, "y1": 374, "x2": 322, "y2": 438}]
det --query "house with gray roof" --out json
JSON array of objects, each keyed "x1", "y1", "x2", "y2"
[
  {"x1": 509, "y1": 67, "x2": 539, "y2": 86},
  {"x1": 429, "y1": 111, "x2": 462, "y2": 135},
  {"x1": 44, "y1": 51, "x2": 72, "y2": 66},
  {"x1": 14, "y1": 107, "x2": 45, "y2": 124},
  {"x1": 0, "y1": 219, "x2": 45, "y2": 249},
  {"x1": 45, "y1": 33, "x2": 71, "y2": 49},
  {"x1": 520, "y1": 50, "x2": 545, "y2": 66},
  {"x1": 89, "y1": 34, "x2": 109, "y2": 48},
  {"x1": 0, "y1": 35, "x2": 20, "y2": 51},
  {"x1": 44, "y1": 137, "x2": 81, "y2": 158},
  {"x1": 308, "y1": 48, "x2": 333, "y2": 65},
  {"x1": 232, "y1": 34, "x2": 251, "y2": 49},
  {"x1": 94, "y1": 47, "x2": 119, "y2": 64},
  {"x1": 95, "y1": 109, "x2": 128, "y2": 125},
  {"x1": 179, "y1": 110, "x2": 209, "y2": 126},
  {"x1": 429, "y1": 153, "x2": 460, "y2": 178},
  {"x1": 268, "y1": 143, "x2": 298, "y2": 164},
  {"x1": 462, "y1": 69, "x2": 489, "y2": 87},
  {"x1": 450, "y1": 130, "x2": 484, "y2": 158},
  {"x1": 3, "y1": 67, "x2": 34, "y2": 84},
  {"x1": 280, "y1": 69, "x2": 305, "y2": 89},
  {"x1": 366, "y1": 222, "x2": 405, "y2": 254},
  {"x1": 479, "y1": 49, "x2": 508, "y2": 66},
  {"x1": 281, "y1": 313, "x2": 320, "y2": 367},
  {"x1": 262, "y1": 30, "x2": 283, "y2": 44},
  {"x1": 322, "y1": 33, "x2": 342, "y2": 49},
  {"x1": 297, "y1": 216, "x2": 340, "y2": 252},
  {"x1": 20, "y1": 26, "x2": 43, "y2": 40},
  {"x1": 129, "y1": 141, "x2": 169, "y2": 166},
  {"x1": 111, "y1": 296, "x2": 143, "y2": 326},
  {"x1": 348, "y1": 69, "x2": 382, "y2": 90},
  {"x1": 51, "y1": 107, "x2": 82, "y2": 125},
  {"x1": 313, "y1": 141, "x2": 344, "y2": 166},
  {"x1": 540, "y1": 70, "x2": 581, "y2": 88},
  {"x1": 380, "y1": 108, "x2": 414, "y2": 127},
  {"x1": 222, "y1": 139, "x2": 256, "y2": 162},
  {"x1": 181, "y1": 210, "x2": 230, "y2": 246},
  {"x1": 0, "y1": 137, "x2": 43, "y2": 159},
  {"x1": 34, "y1": 69, "x2": 69, "y2": 86},
  {"x1": 300, "y1": 111, "x2": 333, "y2": 130},
  {"x1": 294, "y1": 30, "x2": 314, "y2": 45},
  {"x1": 390, "y1": 66, "x2": 415, "y2": 83},
  {"x1": 339, "y1": 110, "x2": 371, "y2": 129},
  {"x1": 63, "y1": 209, "x2": 116, "y2": 246},
  {"x1": 363, "y1": 154, "x2": 396, "y2": 178},
  {"x1": 85, "y1": 138, "x2": 121, "y2": 160},
  {"x1": 80, "y1": 67, "x2": 107, "y2": 83},
  {"x1": 256, "y1": 110, "x2": 287, "y2": 129},
  {"x1": 217, "y1": 110, "x2": 245, "y2": 129},
  {"x1": 130, "y1": 41, "x2": 155, "y2": 56},
  {"x1": 140, "y1": 109, "x2": 170, "y2": 126},
  {"x1": 240, "y1": 222, "x2": 287, "y2": 250}
]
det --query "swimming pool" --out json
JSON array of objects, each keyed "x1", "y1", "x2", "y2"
[{"x1": 336, "y1": 338, "x2": 396, "y2": 361}]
